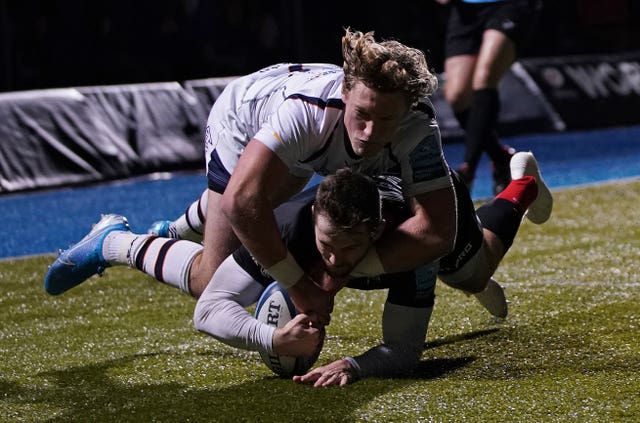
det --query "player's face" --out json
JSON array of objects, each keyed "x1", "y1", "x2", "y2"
[
  {"x1": 314, "y1": 212, "x2": 373, "y2": 278},
  {"x1": 342, "y1": 81, "x2": 409, "y2": 158}
]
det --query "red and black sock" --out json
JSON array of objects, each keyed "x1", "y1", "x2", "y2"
[
  {"x1": 495, "y1": 175, "x2": 538, "y2": 213},
  {"x1": 476, "y1": 176, "x2": 538, "y2": 250}
]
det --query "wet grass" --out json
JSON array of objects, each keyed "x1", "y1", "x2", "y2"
[{"x1": 1, "y1": 179, "x2": 639, "y2": 422}]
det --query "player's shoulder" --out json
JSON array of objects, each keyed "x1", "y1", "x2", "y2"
[
  {"x1": 275, "y1": 185, "x2": 315, "y2": 214},
  {"x1": 394, "y1": 96, "x2": 438, "y2": 139},
  {"x1": 412, "y1": 96, "x2": 436, "y2": 121},
  {"x1": 283, "y1": 64, "x2": 344, "y2": 104},
  {"x1": 242, "y1": 63, "x2": 342, "y2": 91},
  {"x1": 253, "y1": 63, "x2": 341, "y2": 77},
  {"x1": 274, "y1": 188, "x2": 319, "y2": 265}
]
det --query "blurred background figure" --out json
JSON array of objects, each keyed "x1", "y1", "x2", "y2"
[{"x1": 434, "y1": 0, "x2": 542, "y2": 195}]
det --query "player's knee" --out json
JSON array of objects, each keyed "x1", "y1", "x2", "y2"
[
  {"x1": 446, "y1": 89, "x2": 471, "y2": 110},
  {"x1": 462, "y1": 278, "x2": 489, "y2": 294},
  {"x1": 440, "y1": 274, "x2": 488, "y2": 294},
  {"x1": 185, "y1": 252, "x2": 210, "y2": 298},
  {"x1": 192, "y1": 300, "x2": 207, "y2": 332}
]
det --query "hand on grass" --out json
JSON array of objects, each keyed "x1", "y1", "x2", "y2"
[{"x1": 292, "y1": 358, "x2": 357, "y2": 387}]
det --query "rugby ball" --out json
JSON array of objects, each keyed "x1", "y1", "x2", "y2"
[{"x1": 254, "y1": 281, "x2": 322, "y2": 377}]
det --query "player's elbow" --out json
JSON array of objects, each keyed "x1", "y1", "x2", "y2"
[
  {"x1": 412, "y1": 188, "x2": 457, "y2": 258},
  {"x1": 193, "y1": 297, "x2": 213, "y2": 334},
  {"x1": 435, "y1": 222, "x2": 456, "y2": 258},
  {"x1": 193, "y1": 295, "x2": 226, "y2": 338},
  {"x1": 417, "y1": 214, "x2": 456, "y2": 259}
]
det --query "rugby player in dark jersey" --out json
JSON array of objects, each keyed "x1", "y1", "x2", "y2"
[{"x1": 195, "y1": 152, "x2": 551, "y2": 386}]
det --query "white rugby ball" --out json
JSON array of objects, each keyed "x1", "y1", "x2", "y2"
[{"x1": 254, "y1": 281, "x2": 322, "y2": 377}]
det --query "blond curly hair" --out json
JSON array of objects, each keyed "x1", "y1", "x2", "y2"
[{"x1": 342, "y1": 28, "x2": 437, "y2": 106}]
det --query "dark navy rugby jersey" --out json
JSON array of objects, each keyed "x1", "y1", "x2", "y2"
[{"x1": 229, "y1": 176, "x2": 435, "y2": 310}]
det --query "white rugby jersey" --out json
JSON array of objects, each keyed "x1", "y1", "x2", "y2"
[{"x1": 207, "y1": 63, "x2": 452, "y2": 198}]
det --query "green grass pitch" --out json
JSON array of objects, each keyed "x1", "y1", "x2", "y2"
[{"x1": 1, "y1": 179, "x2": 639, "y2": 422}]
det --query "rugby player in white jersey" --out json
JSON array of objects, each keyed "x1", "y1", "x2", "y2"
[
  {"x1": 45, "y1": 26, "x2": 554, "y2": 328},
  {"x1": 46, "y1": 28, "x2": 459, "y2": 325}
]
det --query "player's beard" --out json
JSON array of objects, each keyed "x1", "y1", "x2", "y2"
[
  {"x1": 326, "y1": 265, "x2": 350, "y2": 278},
  {"x1": 322, "y1": 266, "x2": 351, "y2": 293}
]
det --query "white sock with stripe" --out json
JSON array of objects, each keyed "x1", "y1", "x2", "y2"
[
  {"x1": 103, "y1": 232, "x2": 203, "y2": 295},
  {"x1": 172, "y1": 189, "x2": 208, "y2": 242}
]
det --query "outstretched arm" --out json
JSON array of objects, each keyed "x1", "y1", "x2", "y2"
[
  {"x1": 294, "y1": 302, "x2": 433, "y2": 387},
  {"x1": 194, "y1": 255, "x2": 322, "y2": 356}
]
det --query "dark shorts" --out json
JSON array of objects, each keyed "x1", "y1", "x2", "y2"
[
  {"x1": 438, "y1": 170, "x2": 484, "y2": 275},
  {"x1": 207, "y1": 149, "x2": 231, "y2": 194},
  {"x1": 445, "y1": 0, "x2": 542, "y2": 58}
]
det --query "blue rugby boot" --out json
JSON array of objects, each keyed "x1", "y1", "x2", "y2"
[
  {"x1": 147, "y1": 220, "x2": 173, "y2": 238},
  {"x1": 44, "y1": 214, "x2": 130, "y2": 295}
]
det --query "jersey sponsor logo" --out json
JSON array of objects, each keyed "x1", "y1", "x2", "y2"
[
  {"x1": 453, "y1": 242, "x2": 474, "y2": 270},
  {"x1": 501, "y1": 19, "x2": 516, "y2": 31},
  {"x1": 408, "y1": 134, "x2": 447, "y2": 182},
  {"x1": 439, "y1": 241, "x2": 473, "y2": 274}
]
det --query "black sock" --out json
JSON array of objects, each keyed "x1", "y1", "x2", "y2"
[
  {"x1": 465, "y1": 88, "x2": 503, "y2": 167},
  {"x1": 454, "y1": 109, "x2": 469, "y2": 130},
  {"x1": 475, "y1": 198, "x2": 523, "y2": 251}
]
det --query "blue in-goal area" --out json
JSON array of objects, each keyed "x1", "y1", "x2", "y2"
[{"x1": 1, "y1": 125, "x2": 639, "y2": 260}]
